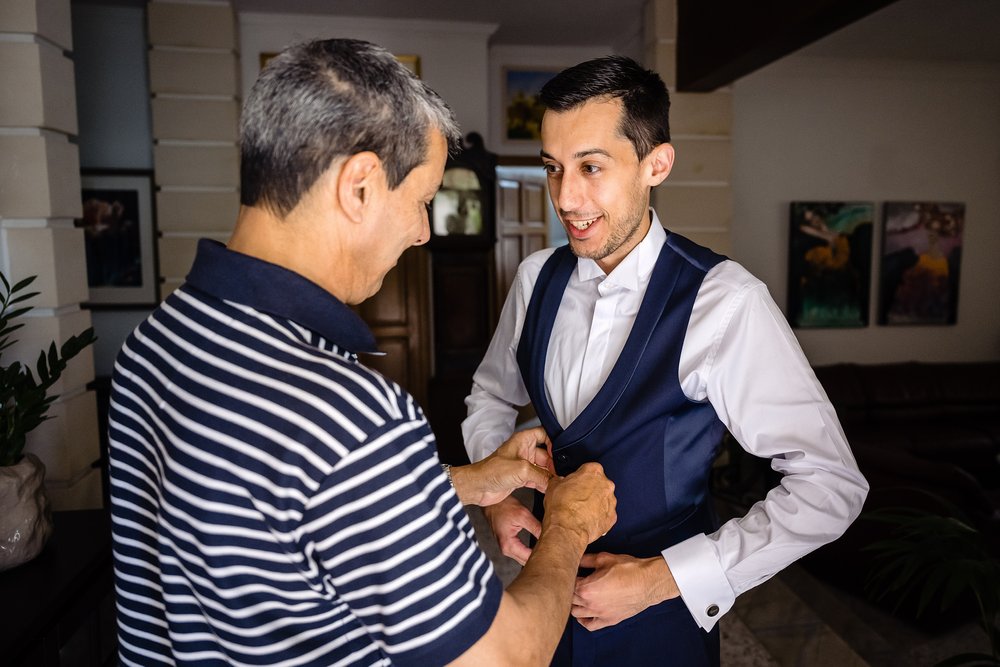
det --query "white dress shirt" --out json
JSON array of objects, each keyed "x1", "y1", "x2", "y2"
[{"x1": 463, "y1": 211, "x2": 869, "y2": 631}]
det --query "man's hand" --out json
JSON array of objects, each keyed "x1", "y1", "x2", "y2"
[
  {"x1": 451, "y1": 427, "x2": 554, "y2": 507},
  {"x1": 571, "y1": 553, "x2": 679, "y2": 631},
  {"x1": 542, "y1": 463, "x2": 617, "y2": 547},
  {"x1": 483, "y1": 495, "x2": 541, "y2": 566}
]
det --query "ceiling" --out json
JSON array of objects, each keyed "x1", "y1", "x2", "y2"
[
  {"x1": 232, "y1": 0, "x2": 648, "y2": 49},
  {"x1": 797, "y1": 0, "x2": 1000, "y2": 63},
  {"x1": 230, "y1": 0, "x2": 1000, "y2": 67}
]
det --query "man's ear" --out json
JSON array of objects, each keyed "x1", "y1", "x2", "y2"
[
  {"x1": 645, "y1": 143, "x2": 675, "y2": 187},
  {"x1": 337, "y1": 151, "x2": 381, "y2": 223}
]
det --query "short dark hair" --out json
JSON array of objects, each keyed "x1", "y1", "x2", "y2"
[
  {"x1": 539, "y1": 55, "x2": 670, "y2": 159},
  {"x1": 239, "y1": 38, "x2": 460, "y2": 218}
]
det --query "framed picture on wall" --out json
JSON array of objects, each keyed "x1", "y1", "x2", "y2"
[
  {"x1": 878, "y1": 201, "x2": 964, "y2": 325},
  {"x1": 500, "y1": 67, "x2": 560, "y2": 146},
  {"x1": 75, "y1": 170, "x2": 159, "y2": 307},
  {"x1": 395, "y1": 54, "x2": 421, "y2": 77},
  {"x1": 259, "y1": 52, "x2": 278, "y2": 69},
  {"x1": 787, "y1": 201, "x2": 874, "y2": 328}
]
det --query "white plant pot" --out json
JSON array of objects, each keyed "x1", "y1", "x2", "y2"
[{"x1": 0, "y1": 452, "x2": 53, "y2": 571}]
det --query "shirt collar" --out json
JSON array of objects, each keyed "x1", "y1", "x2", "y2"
[
  {"x1": 575, "y1": 209, "x2": 668, "y2": 291},
  {"x1": 185, "y1": 239, "x2": 378, "y2": 354}
]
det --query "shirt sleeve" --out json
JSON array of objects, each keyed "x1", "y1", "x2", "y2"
[
  {"x1": 462, "y1": 257, "x2": 539, "y2": 463},
  {"x1": 664, "y1": 261, "x2": 869, "y2": 631},
  {"x1": 302, "y1": 416, "x2": 503, "y2": 666}
]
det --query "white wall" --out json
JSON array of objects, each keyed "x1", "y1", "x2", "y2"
[
  {"x1": 239, "y1": 13, "x2": 497, "y2": 140},
  {"x1": 731, "y1": 56, "x2": 1000, "y2": 364}
]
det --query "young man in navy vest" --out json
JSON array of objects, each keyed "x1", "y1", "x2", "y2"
[{"x1": 463, "y1": 55, "x2": 869, "y2": 666}]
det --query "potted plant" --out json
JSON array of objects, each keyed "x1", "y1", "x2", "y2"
[
  {"x1": 864, "y1": 493, "x2": 1000, "y2": 666},
  {"x1": 0, "y1": 272, "x2": 96, "y2": 571}
]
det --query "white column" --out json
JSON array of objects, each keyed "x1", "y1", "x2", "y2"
[
  {"x1": 0, "y1": 0, "x2": 101, "y2": 509},
  {"x1": 148, "y1": 0, "x2": 240, "y2": 296},
  {"x1": 645, "y1": 0, "x2": 733, "y2": 255}
]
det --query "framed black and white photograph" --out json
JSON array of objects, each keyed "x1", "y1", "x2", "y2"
[{"x1": 76, "y1": 171, "x2": 158, "y2": 306}]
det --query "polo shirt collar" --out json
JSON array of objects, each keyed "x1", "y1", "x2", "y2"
[
  {"x1": 575, "y1": 209, "x2": 667, "y2": 290},
  {"x1": 185, "y1": 239, "x2": 378, "y2": 354}
]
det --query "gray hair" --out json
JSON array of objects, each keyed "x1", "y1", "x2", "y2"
[{"x1": 240, "y1": 38, "x2": 461, "y2": 217}]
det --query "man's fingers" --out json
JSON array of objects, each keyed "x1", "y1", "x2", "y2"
[
  {"x1": 500, "y1": 536, "x2": 532, "y2": 566},
  {"x1": 532, "y1": 446, "x2": 554, "y2": 474},
  {"x1": 519, "y1": 460, "x2": 553, "y2": 493},
  {"x1": 577, "y1": 616, "x2": 611, "y2": 632},
  {"x1": 579, "y1": 552, "x2": 610, "y2": 570}
]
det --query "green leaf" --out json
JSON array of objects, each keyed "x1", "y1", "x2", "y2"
[
  {"x1": 7, "y1": 290, "x2": 40, "y2": 306},
  {"x1": 9, "y1": 275, "x2": 37, "y2": 294},
  {"x1": 35, "y1": 349, "x2": 49, "y2": 384},
  {"x1": 0, "y1": 270, "x2": 93, "y2": 472}
]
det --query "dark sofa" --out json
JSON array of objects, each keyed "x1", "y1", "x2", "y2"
[
  {"x1": 813, "y1": 360, "x2": 1000, "y2": 521},
  {"x1": 801, "y1": 361, "x2": 1000, "y2": 625}
]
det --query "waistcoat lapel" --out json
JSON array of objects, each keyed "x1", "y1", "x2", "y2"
[
  {"x1": 556, "y1": 243, "x2": 682, "y2": 448},
  {"x1": 516, "y1": 241, "x2": 684, "y2": 449}
]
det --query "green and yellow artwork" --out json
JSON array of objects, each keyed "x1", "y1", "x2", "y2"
[
  {"x1": 788, "y1": 201, "x2": 873, "y2": 328},
  {"x1": 503, "y1": 69, "x2": 557, "y2": 141}
]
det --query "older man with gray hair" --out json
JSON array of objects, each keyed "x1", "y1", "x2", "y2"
[{"x1": 108, "y1": 38, "x2": 616, "y2": 666}]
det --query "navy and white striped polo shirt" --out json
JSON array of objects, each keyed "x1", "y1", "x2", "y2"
[{"x1": 109, "y1": 239, "x2": 501, "y2": 666}]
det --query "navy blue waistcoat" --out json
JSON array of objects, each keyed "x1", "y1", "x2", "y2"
[
  {"x1": 518, "y1": 233, "x2": 727, "y2": 556},
  {"x1": 517, "y1": 233, "x2": 727, "y2": 666}
]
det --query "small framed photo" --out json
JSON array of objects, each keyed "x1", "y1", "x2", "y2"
[
  {"x1": 76, "y1": 171, "x2": 158, "y2": 307},
  {"x1": 878, "y1": 201, "x2": 964, "y2": 325},
  {"x1": 787, "y1": 201, "x2": 874, "y2": 328},
  {"x1": 501, "y1": 67, "x2": 560, "y2": 145},
  {"x1": 395, "y1": 54, "x2": 421, "y2": 77},
  {"x1": 259, "y1": 52, "x2": 278, "y2": 70}
]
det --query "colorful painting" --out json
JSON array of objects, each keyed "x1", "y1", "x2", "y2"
[
  {"x1": 787, "y1": 201, "x2": 873, "y2": 328},
  {"x1": 879, "y1": 202, "x2": 964, "y2": 325},
  {"x1": 503, "y1": 68, "x2": 558, "y2": 141}
]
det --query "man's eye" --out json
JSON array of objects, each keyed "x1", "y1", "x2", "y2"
[
  {"x1": 543, "y1": 164, "x2": 560, "y2": 175},
  {"x1": 583, "y1": 164, "x2": 600, "y2": 174}
]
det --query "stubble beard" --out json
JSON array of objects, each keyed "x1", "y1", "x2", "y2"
[{"x1": 567, "y1": 189, "x2": 649, "y2": 264}]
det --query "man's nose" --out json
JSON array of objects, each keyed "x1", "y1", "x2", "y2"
[{"x1": 557, "y1": 171, "x2": 584, "y2": 212}]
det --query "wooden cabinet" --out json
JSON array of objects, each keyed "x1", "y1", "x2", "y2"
[
  {"x1": 0, "y1": 510, "x2": 116, "y2": 666},
  {"x1": 353, "y1": 246, "x2": 432, "y2": 410},
  {"x1": 423, "y1": 135, "x2": 499, "y2": 464}
]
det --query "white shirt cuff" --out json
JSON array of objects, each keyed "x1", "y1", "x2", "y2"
[{"x1": 662, "y1": 533, "x2": 736, "y2": 631}]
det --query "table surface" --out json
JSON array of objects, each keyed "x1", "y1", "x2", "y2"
[{"x1": 0, "y1": 509, "x2": 112, "y2": 656}]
